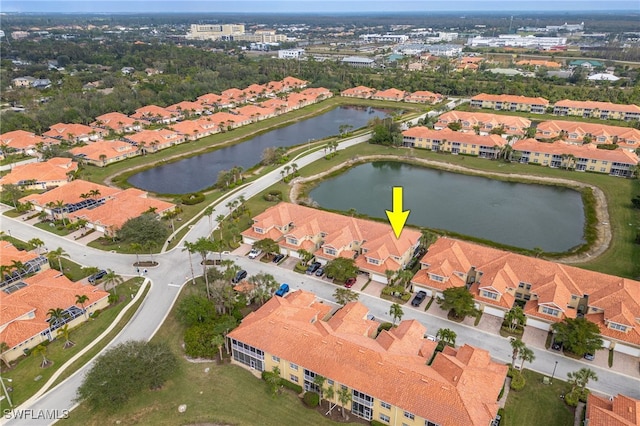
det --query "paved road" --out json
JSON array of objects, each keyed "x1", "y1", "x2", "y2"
[{"x1": 2, "y1": 124, "x2": 639, "y2": 424}]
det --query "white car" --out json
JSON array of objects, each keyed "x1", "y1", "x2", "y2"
[{"x1": 248, "y1": 248, "x2": 262, "y2": 259}]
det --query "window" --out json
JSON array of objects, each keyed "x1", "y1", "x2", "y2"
[
  {"x1": 324, "y1": 247, "x2": 337, "y2": 256},
  {"x1": 380, "y1": 401, "x2": 391, "y2": 410},
  {"x1": 482, "y1": 290, "x2": 498, "y2": 300},
  {"x1": 368, "y1": 258, "x2": 380, "y2": 265},
  {"x1": 290, "y1": 362, "x2": 298, "y2": 371},
  {"x1": 525, "y1": 284, "x2": 532, "y2": 290},
  {"x1": 379, "y1": 414, "x2": 390, "y2": 423},
  {"x1": 272, "y1": 355, "x2": 280, "y2": 362},
  {"x1": 542, "y1": 306, "x2": 560, "y2": 317},
  {"x1": 286, "y1": 237, "x2": 298, "y2": 245},
  {"x1": 425, "y1": 421, "x2": 440, "y2": 426},
  {"x1": 430, "y1": 274, "x2": 444, "y2": 282},
  {"x1": 404, "y1": 411, "x2": 415, "y2": 420},
  {"x1": 609, "y1": 322, "x2": 627, "y2": 332},
  {"x1": 254, "y1": 227, "x2": 264, "y2": 234},
  {"x1": 290, "y1": 374, "x2": 298, "y2": 383},
  {"x1": 518, "y1": 282, "x2": 525, "y2": 288}
]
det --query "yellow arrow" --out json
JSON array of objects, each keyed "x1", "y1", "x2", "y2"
[{"x1": 385, "y1": 186, "x2": 410, "y2": 239}]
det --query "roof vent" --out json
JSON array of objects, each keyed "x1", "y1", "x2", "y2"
[
  {"x1": 358, "y1": 349, "x2": 365, "y2": 354},
  {"x1": 453, "y1": 375, "x2": 458, "y2": 382},
  {"x1": 398, "y1": 369, "x2": 406, "y2": 374},
  {"x1": 321, "y1": 340, "x2": 328, "y2": 344}
]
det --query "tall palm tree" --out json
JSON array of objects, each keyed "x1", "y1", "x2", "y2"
[
  {"x1": 215, "y1": 214, "x2": 226, "y2": 240},
  {"x1": 510, "y1": 338, "x2": 526, "y2": 368},
  {"x1": 337, "y1": 386, "x2": 352, "y2": 419},
  {"x1": 504, "y1": 306, "x2": 526, "y2": 332},
  {"x1": 103, "y1": 269, "x2": 124, "y2": 295},
  {"x1": 324, "y1": 384, "x2": 336, "y2": 413},
  {"x1": 10, "y1": 260, "x2": 25, "y2": 278},
  {"x1": 182, "y1": 241, "x2": 197, "y2": 286},
  {"x1": 389, "y1": 303, "x2": 404, "y2": 325},
  {"x1": 568, "y1": 367, "x2": 598, "y2": 393},
  {"x1": 31, "y1": 344, "x2": 50, "y2": 368},
  {"x1": 75, "y1": 294, "x2": 89, "y2": 320},
  {"x1": 56, "y1": 324, "x2": 75, "y2": 349},
  {"x1": 211, "y1": 334, "x2": 225, "y2": 360},
  {"x1": 47, "y1": 307, "x2": 67, "y2": 331},
  {"x1": 193, "y1": 237, "x2": 216, "y2": 299},
  {"x1": 130, "y1": 243, "x2": 142, "y2": 266},
  {"x1": 436, "y1": 328, "x2": 457, "y2": 347},
  {"x1": 203, "y1": 206, "x2": 215, "y2": 234},
  {"x1": 54, "y1": 200, "x2": 67, "y2": 225},
  {"x1": 48, "y1": 247, "x2": 68, "y2": 272},
  {"x1": 28, "y1": 238, "x2": 45, "y2": 254},
  {"x1": 518, "y1": 347, "x2": 535, "y2": 371}
]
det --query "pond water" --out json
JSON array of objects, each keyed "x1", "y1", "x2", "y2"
[
  {"x1": 308, "y1": 161, "x2": 585, "y2": 252},
  {"x1": 128, "y1": 105, "x2": 390, "y2": 194}
]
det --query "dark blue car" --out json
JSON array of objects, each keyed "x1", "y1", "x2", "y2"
[{"x1": 275, "y1": 283, "x2": 290, "y2": 297}]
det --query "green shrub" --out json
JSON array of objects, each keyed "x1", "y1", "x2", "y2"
[
  {"x1": 294, "y1": 262, "x2": 307, "y2": 273},
  {"x1": 510, "y1": 372, "x2": 526, "y2": 391},
  {"x1": 565, "y1": 390, "x2": 580, "y2": 407},
  {"x1": 400, "y1": 292, "x2": 412, "y2": 302},
  {"x1": 280, "y1": 379, "x2": 303, "y2": 394},
  {"x1": 263, "y1": 190, "x2": 283, "y2": 202},
  {"x1": 378, "y1": 322, "x2": 393, "y2": 332},
  {"x1": 180, "y1": 192, "x2": 205, "y2": 205},
  {"x1": 370, "y1": 421, "x2": 387, "y2": 426},
  {"x1": 303, "y1": 391, "x2": 320, "y2": 407},
  {"x1": 497, "y1": 384, "x2": 505, "y2": 400}
]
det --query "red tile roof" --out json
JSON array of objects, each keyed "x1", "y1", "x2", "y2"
[
  {"x1": 93, "y1": 112, "x2": 139, "y2": 131},
  {"x1": 0, "y1": 242, "x2": 39, "y2": 267},
  {"x1": 471, "y1": 93, "x2": 549, "y2": 106},
  {"x1": 131, "y1": 105, "x2": 174, "y2": 120},
  {"x1": 513, "y1": 138, "x2": 639, "y2": 165},
  {"x1": 555, "y1": 100, "x2": 640, "y2": 114},
  {"x1": 0, "y1": 158, "x2": 77, "y2": 187},
  {"x1": 44, "y1": 123, "x2": 104, "y2": 140},
  {"x1": 20, "y1": 179, "x2": 120, "y2": 207},
  {"x1": 0, "y1": 130, "x2": 60, "y2": 151},
  {"x1": 587, "y1": 393, "x2": 640, "y2": 426},
  {"x1": 69, "y1": 140, "x2": 138, "y2": 162}
]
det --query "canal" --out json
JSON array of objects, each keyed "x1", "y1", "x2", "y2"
[
  {"x1": 308, "y1": 161, "x2": 585, "y2": 252},
  {"x1": 128, "y1": 105, "x2": 390, "y2": 194}
]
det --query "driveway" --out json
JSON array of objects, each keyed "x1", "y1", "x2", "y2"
[{"x1": 522, "y1": 325, "x2": 549, "y2": 349}]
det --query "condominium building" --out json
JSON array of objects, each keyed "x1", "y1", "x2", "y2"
[
  {"x1": 470, "y1": 93, "x2": 549, "y2": 114},
  {"x1": 228, "y1": 290, "x2": 507, "y2": 426},
  {"x1": 402, "y1": 127, "x2": 507, "y2": 158},
  {"x1": 186, "y1": 24, "x2": 245, "y2": 40},
  {"x1": 553, "y1": 100, "x2": 640, "y2": 121},
  {"x1": 435, "y1": 111, "x2": 531, "y2": 137}
]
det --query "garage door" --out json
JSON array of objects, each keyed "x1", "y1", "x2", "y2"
[
  {"x1": 242, "y1": 236, "x2": 256, "y2": 245},
  {"x1": 484, "y1": 306, "x2": 505, "y2": 319},
  {"x1": 413, "y1": 285, "x2": 432, "y2": 298},
  {"x1": 613, "y1": 343, "x2": 640, "y2": 357},
  {"x1": 95, "y1": 225, "x2": 105, "y2": 233},
  {"x1": 526, "y1": 317, "x2": 551, "y2": 331},
  {"x1": 370, "y1": 273, "x2": 386, "y2": 284}
]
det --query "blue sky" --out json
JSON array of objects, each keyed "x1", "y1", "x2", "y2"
[{"x1": 1, "y1": 1, "x2": 638, "y2": 14}]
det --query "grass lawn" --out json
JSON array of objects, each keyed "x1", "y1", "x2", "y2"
[
  {"x1": 503, "y1": 369, "x2": 574, "y2": 426},
  {"x1": 64, "y1": 282, "x2": 355, "y2": 426},
  {"x1": 0, "y1": 278, "x2": 144, "y2": 410},
  {"x1": 33, "y1": 221, "x2": 72, "y2": 236},
  {"x1": 54, "y1": 257, "x2": 95, "y2": 281}
]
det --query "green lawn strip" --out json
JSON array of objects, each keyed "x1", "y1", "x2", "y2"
[
  {"x1": 50, "y1": 278, "x2": 148, "y2": 388},
  {"x1": 1, "y1": 278, "x2": 144, "y2": 408},
  {"x1": 64, "y1": 282, "x2": 354, "y2": 426},
  {"x1": 33, "y1": 221, "x2": 72, "y2": 236},
  {"x1": 2, "y1": 209, "x2": 24, "y2": 218},
  {"x1": 503, "y1": 369, "x2": 574, "y2": 426},
  {"x1": 54, "y1": 258, "x2": 95, "y2": 281}
]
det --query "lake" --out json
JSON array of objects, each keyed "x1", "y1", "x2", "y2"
[
  {"x1": 307, "y1": 161, "x2": 585, "y2": 252},
  {"x1": 128, "y1": 105, "x2": 390, "y2": 194}
]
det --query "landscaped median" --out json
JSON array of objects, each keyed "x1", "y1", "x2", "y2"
[{"x1": 1, "y1": 277, "x2": 147, "y2": 409}]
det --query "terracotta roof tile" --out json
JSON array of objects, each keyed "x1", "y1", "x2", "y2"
[
  {"x1": 0, "y1": 158, "x2": 77, "y2": 187},
  {"x1": 20, "y1": 179, "x2": 120, "y2": 207},
  {"x1": 0, "y1": 130, "x2": 60, "y2": 151},
  {"x1": 555, "y1": 100, "x2": 640, "y2": 114},
  {"x1": 471, "y1": 93, "x2": 549, "y2": 106}
]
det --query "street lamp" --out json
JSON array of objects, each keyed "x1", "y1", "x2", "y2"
[
  {"x1": 550, "y1": 361, "x2": 558, "y2": 384},
  {"x1": 1, "y1": 377, "x2": 13, "y2": 407}
]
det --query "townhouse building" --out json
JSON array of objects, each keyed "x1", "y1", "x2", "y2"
[
  {"x1": 171, "y1": 119, "x2": 218, "y2": 141},
  {"x1": 0, "y1": 130, "x2": 60, "y2": 156},
  {"x1": 411, "y1": 237, "x2": 640, "y2": 356},
  {"x1": 536, "y1": 120, "x2": 640, "y2": 151},
  {"x1": 0, "y1": 269, "x2": 109, "y2": 363},
  {"x1": 404, "y1": 90, "x2": 444, "y2": 104},
  {"x1": 553, "y1": 100, "x2": 640, "y2": 121},
  {"x1": 0, "y1": 243, "x2": 50, "y2": 289},
  {"x1": 435, "y1": 111, "x2": 531, "y2": 137},
  {"x1": 228, "y1": 290, "x2": 507, "y2": 426},
  {"x1": 402, "y1": 127, "x2": 507, "y2": 158},
  {"x1": 93, "y1": 112, "x2": 142, "y2": 133},
  {"x1": 241, "y1": 203, "x2": 421, "y2": 283},
  {"x1": 232, "y1": 105, "x2": 277, "y2": 122},
  {"x1": 470, "y1": 93, "x2": 549, "y2": 114},
  {"x1": 586, "y1": 393, "x2": 640, "y2": 426},
  {"x1": 69, "y1": 140, "x2": 140, "y2": 166},
  {"x1": 44, "y1": 123, "x2": 107, "y2": 143},
  {"x1": 0, "y1": 158, "x2": 77, "y2": 191},
  {"x1": 124, "y1": 129, "x2": 185, "y2": 152},
  {"x1": 512, "y1": 138, "x2": 638, "y2": 177},
  {"x1": 131, "y1": 105, "x2": 177, "y2": 124},
  {"x1": 340, "y1": 85, "x2": 377, "y2": 99},
  {"x1": 167, "y1": 100, "x2": 206, "y2": 117},
  {"x1": 515, "y1": 60, "x2": 561, "y2": 68},
  {"x1": 371, "y1": 88, "x2": 407, "y2": 102}
]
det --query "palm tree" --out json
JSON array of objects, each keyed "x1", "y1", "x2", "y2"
[
  {"x1": 54, "y1": 199, "x2": 67, "y2": 225},
  {"x1": 504, "y1": 306, "x2": 526, "y2": 332},
  {"x1": 313, "y1": 374, "x2": 326, "y2": 399},
  {"x1": 103, "y1": 269, "x2": 124, "y2": 295},
  {"x1": 89, "y1": 189, "x2": 101, "y2": 200},
  {"x1": 193, "y1": 237, "x2": 216, "y2": 299},
  {"x1": 28, "y1": 238, "x2": 45, "y2": 254},
  {"x1": 48, "y1": 247, "x2": 68, "y2": 272},
  {"x1": 510, "y1": 338, "x2": 526, "y2": 368},
  {"x1": 337, "y1": 386, "x2": 352, "y2": 419},
  {"x1": 75, "y1": 294, "x2": 89, "y2": 320},
  {"x1": 324, "y1": 385, "x2": 336, "y2": 413},
  {"x1": 297, "y1": 249, "x2": 314, "y2": 266},
  {"x1": 10, "y1": 260, "x2": 25, "y2": 278},
  {"x1": 130, "y1": 242, "x2": 142, "y2": 266},
  {"x1": 182, "y1": 241, "x2": 198, "y2": 286},
  {"x1": 518, "y1": 347, "x2": 535, "y2": 371},
  {"x1": 436, "y1": 328, "x2": 457, "y2": 347},
  {"x1": 389, "y1": 303, "x2": 404, "y2": 325},
  {"x1": 204, "y1": 206, "x2": 215, "y2": 234},
  {"x1": 567, "y1": 367, "x2": 598, "y2": 393},
  {"x1": 31, "y1": 344, "x2": 51, "y2": 368},
  {"x1": 47, "y1": 307, "x2": 67, "y2": 331},
  {"x1": 384, "y1": 269, "x2": 395, "y2": 285},
  {"x1": 291, "y1": 163, "x2": 298, "y2": 174},
  {"x1": 211, "y1": 334, "x2": 225, "y2": 360},
  {"x1": 56, "y1": 324, "x2": 75, "y2": 349},
  {"x1": 215, "y1": 214, "x2": 226, "y2": 239}
]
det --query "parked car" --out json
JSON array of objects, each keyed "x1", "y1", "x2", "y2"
[
  {"x1": 551, "y1": 341, "x2": 563, "y2": 351},
  {"x1": 424, "y1": 334, "x2": 437, "y2": 342},
  {"x1": 275, "y1": 283, "x2": 290, "y2": 297},
  {"x1": 344, "y1": 277, "x2": 356, "y2": 288},
  {"x1": 306, "y1": 262, "x2": 321, "y2": 274},
  {"x1": 315, "y1": 267, "x2": 325, "y2": 277},
  {"x1": 272, "y1": 254, "x2": 285, "y2": 263},
  {"x1": 411, "y1": 290, "x2": 427, "y2": 307},
  {"x1": 583, "y1": 352, "x2": 595, "y2": 361},
  {"x1": 88, "y1": 269, "x2": 107, "y2": 284},
  {"x1": 231, "y1": 270, "x2": 248, "y2": 283},
  {"x1": 248, "y1": 248, "x2": 262, "y2": 259}
]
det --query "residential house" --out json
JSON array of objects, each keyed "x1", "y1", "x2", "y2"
[
  {"x1": 512, "y1": 138, "x2": 638, "y2": 177},
  {"x1": 299, "y1": 87, "x2": 333, "y2": 101},
  {"x1": 221, "y1": 88, "x2": 246, "y2": 103},
  {"x1": 131, "y1": 105, "x2": 177, "y2": 124},
  {"x1": 515, "y1": 60, "x2": 561, "y2": 68},
  {"x1": 241, "y1": 202, "x2": 421, "y2": 283},
  {"x1": 405, "y1": 90, "x2": 444, "y2": 104},
  {"x1": 259, "y1": 98, "x2": 290, "y2": 115},
  {"x1": 553, "y1": 100, "x2": 640, "y2": 121},
  {"x1": 411, "y1": 237, "x2": 640, "y2": 356},
  {"x1": 232, "y1": 105, "x2": 277, "y2": 122},
  {"x1": 281, "y1": 76, "x2": 308, "y2": 90},
  {"x1": 242, "y1": 83, "x2": 269, "y2": 100},
  {"x1": 402, "y1": 127, "x2": 507, "y2": 158},
  {"x1": 340, "y1": 86, "x2": 377, "y2": 99},
  {"x1": 20, "y1": 179, "x2": 120, "y2": 220},
  {"x1": 11, "y1": 76, "x2": 36, "y2": 88},
  {"x1": 0, "y1": 242, "x2": 50, "y2": 289},
  {"x1": 209, "y1": 112, "x2": 252, "y2": 131},
  {"x1": 171, "y1": 119, "x2": 216, "y2": 141},
  {"x1": 197, "y1": 93, "x2": 224, "y2": 108},
  {"x1": 536, "y1": 120, "x2": 640, "y2": 151},
  {"x1": 0, "y1": 268, "x2": 109, "y2": 363},
  {"x1": 167, "y1": 101, "x2": 206, "y2": 118},
  {"x1": 586, "y1": 393, "x2": 640, "y2": 426},
  {"x1": 0, "y1": 130, "x2": 60, "y2": 155},
  {"x1": 93, "y1": 112, "x2": 142, "y2": 133},
  {"x1": 371, "y1": 88, "x2": 407, "y2": 102},
  {"x1": 470, "y1": 93, "x2": 549, "y2": 114},
  {"x1": 435, "y1": 111, "x2": 531, "y2": 137},
  {"x1": 124, "y1": 129, "x2": 184, "y2": 152},
  {"x1": 69, "y1": 140, "x2": 139, "y2": 166},
  {"x1": 228, "y1": 290, "x2": 507, "y2": 426},
  {"x1": 68, "y1": 188, "x2": 175, "y2": 236},
  {"x1": 44, "y1": 123, "x2": 106, "y2": 143},
  {"x1": 0, "y1": 158, "x2": 78, "y2": 191}
]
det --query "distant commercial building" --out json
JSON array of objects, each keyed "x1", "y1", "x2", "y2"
[
  {"x1": 341, "y1": 56, "x2": 375, "y2": 68},
  {"x1": 235, "y1": 30, "x2": 287, "y2": 43},
  {"x1": 518, "y1": 22, "x2": 584, "y2": 33},
  {"x1": 359, "y1": 33, "x2": 409, "y2": 43},
  {"x1": 425, "y1": 44, "x2": 463, "y2": 57},
  {"x1": 278, "y1": 49, "x2": 305, "y2": 59},
  {"x1": 11, "y1": 31, "x2": 29, "y2": 40},
  {"x1": 186, "y1": 24, "x2": 245, "y2": 40},
  {"x1": 467, "y1": 35, "x2": 567, "y2": 50}
]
